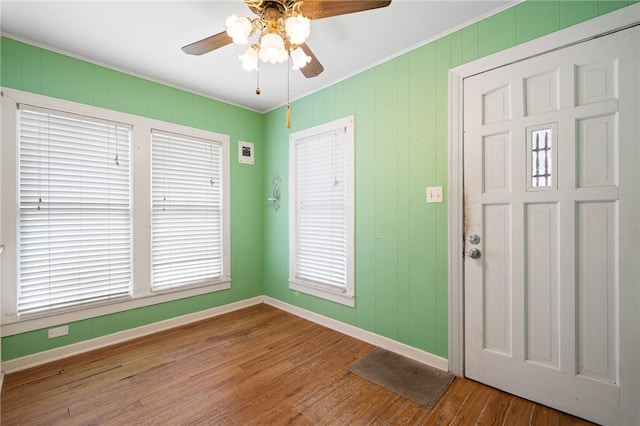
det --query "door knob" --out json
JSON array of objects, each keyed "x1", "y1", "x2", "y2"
[{"x1": 468, "y1": 248, "x2": 481, "y2": 259}]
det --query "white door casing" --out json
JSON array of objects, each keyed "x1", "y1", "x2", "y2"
[{"x1": 448, "y1": 5, "x2": 639, "y2": 426}]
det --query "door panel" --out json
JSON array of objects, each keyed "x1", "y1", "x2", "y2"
[
  {"x1": 577, "y1": 201, "x2": 617, "y2": 384},
  {"x1": 463, "y1": 27, "x2": 638, "y2": 425},
  {"x1": 526, "y1": 202, "x2": 559, "y2": 368}
]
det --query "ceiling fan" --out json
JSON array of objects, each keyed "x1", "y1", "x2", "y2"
[{"x1": 181, "y1": 0, "x2": 392, "y2": 78}]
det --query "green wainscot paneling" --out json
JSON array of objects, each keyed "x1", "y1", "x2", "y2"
[
  {"x1": 261, "y1": 0, "x2": 638, "y2": 359},
  {"x1": 1, "y1": 0, "x2": 636, "y2": 363},
  {"x1": 1, "y1": 37, "x2": 265, "y2": 362}
]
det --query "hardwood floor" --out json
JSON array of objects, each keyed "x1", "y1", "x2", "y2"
[{"x1": 1, "y1": 304, "x2": 595, "y2": 425}]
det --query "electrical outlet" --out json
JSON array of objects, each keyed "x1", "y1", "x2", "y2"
[
  {"x1": 48, "y1": 325, "x2": 69, "y2": 339},
  {"x1": 426, "y1": 186, "x2": 443, "y2": 203}
]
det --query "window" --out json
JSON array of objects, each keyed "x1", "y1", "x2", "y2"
[
  {"x1": 527, "y1": 123, "x2": 557, "y2": 191},
  {"x1": 17, "y1": 105, "x2": 132, "y2": 316},
  {"x1": 151, "y1": 130, "x2": 226, "y2": 291},
  {"x1": 1, "y1": 89, "x2": 230, "y2": 330},
  {"x1": 289, "y1": 116, "x2": 355, "y2": 307}
]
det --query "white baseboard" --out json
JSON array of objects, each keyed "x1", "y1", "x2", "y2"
[
  {"x1": 2, "y1": 295, "x2": 449, "y2": 375},
  {"x1": 263, "y1": 296, "x2": 449, "y2": 371},
  {"x1": 1, "y1": 296, "x2": 263, "y2": 374}
]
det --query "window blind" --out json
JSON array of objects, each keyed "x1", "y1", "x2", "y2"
[
  {"x1": 18, "y1": 105, "x2": 132, "y2": 315},
  {"x1": 151, "y1": 130, "x2": 224, "y2": 292},
  {"x1": 294, "y1": 128, "x2": 348, "y2": 290}
]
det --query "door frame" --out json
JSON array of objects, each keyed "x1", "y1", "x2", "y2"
[{"x1": 448, "y1": 1, "x2": 639, "y2": 420}]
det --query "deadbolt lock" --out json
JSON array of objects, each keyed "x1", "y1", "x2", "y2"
[{"x1": 468, "y1": 234, "x2": 481, "y2": 245}]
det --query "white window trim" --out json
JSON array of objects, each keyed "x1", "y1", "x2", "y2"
[
  {"x1": 16, "y1": 105, "x2": 134, "y2": 316},
  {"x1": 1, "y1": 88, "x2": 231, "y2": 336},
  {"x1": 150, "y1": 129, "x2": 227, "y2": 293},
  {"x1": 288, "y1": 116, "x2": 355, "y2": 307}
]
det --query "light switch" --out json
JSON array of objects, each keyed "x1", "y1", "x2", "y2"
[{"x1": 426, "y1": 186, "x2": 443, "y2": 203}]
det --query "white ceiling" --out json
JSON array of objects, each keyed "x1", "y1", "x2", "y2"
[{"x1": 1, "y1": 0, "x2": 515, "y2": 113}]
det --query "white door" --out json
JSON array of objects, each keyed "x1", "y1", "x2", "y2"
[{"x1": 463, "y1": 27, "x2": 639, "y2": 425}]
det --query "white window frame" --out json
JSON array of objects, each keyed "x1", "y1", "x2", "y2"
[
  {"x1": 15, "y1": 104, "x2": 134, "y2": 316},
  {"x1": 1, "y1": 88, "x2": 231, "y2": 335},
  {"x1": 288, "y1": 116, "x2": 355, "y2": 307},
  {"x1": 150, "y1": 129, "x2": 227, "y2": 293}
]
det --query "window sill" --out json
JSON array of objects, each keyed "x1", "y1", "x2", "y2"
[
  {"x1": 1, "y1": 279, "x2": 231, "y2": 336},
  {"x1": 289, "y1": 280, "x2": 355, "y2": 308}
]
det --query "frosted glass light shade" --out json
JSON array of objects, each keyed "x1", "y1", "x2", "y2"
[
  {"x1": 226, "y1": 14, "x2": 252, "y2": 44},
  {"x1": 239, "y1": 46, "x2": 259, "y2": 71},
  {"x1": 285, "y1": 15, "x2": 310, "y2": 45},
  {"x1": 259, "y1": 33, "x2": 287, "y2": 64},
  {"x1": 290, "y1": 46, "x2": 311, "y2": 70}
]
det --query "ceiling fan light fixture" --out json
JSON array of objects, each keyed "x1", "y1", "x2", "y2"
[
  {"x1": 285, "y1": 14, "x2": 310, "y2": 45},
  {"x1": 239, "y1": 45, "x2": 259, "y2": 71},
  {"x1": 226, "y1": 14, "x2": 253, "y2": 44},
  {"x1": 259, "y1": 33, "x2": 288, "y2": 64},
  {"x1": 183, "y1": 0, "x2": 394, "y2": 83},
  {"x1": 290, "y1": 46, "x2": 311, "y2": 70}
]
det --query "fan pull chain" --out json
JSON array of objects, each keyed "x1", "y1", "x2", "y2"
[
  {"x1": 286, "y1": 56, "x2": 291, "y2": 129},
  {"x1": 256, "y1": 66, "x2": 261, "y2": 95}
]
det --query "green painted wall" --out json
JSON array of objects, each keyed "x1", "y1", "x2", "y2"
[
  {"x1": 0, "y1": 37, "x2": 265, "y2": 361},
  {"x1": 1, "y1": 0, "x2": 636, "y2": 363},
  {"x1": 262, "y1": 0, "x2": 637, "y2": 358}
]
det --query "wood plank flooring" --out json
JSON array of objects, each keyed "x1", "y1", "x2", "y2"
[{"x1": 1, "y1": 304, "x2": 595, "y2": 425}]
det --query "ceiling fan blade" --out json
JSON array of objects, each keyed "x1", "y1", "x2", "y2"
[
  {"x1": 299, "y1": 0, "x2": 391, "y2": 20},
  {"x1": 299, "y1": 43, "x2": 324, "y2": 78},
  {"x1": 182, "y1": 31, "x2": 233, "y2": 55}
]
